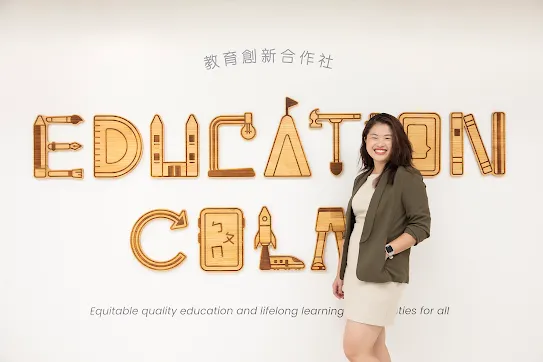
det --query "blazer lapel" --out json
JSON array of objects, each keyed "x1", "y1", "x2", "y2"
[
  {"x1": 350, "y1": 170, "x2": 371, "y2": 202},
  {"x1": 360, "y1": 169, "x2": 389, "y2": 242},
  {"x1": 343, "y1": 169, "x2": 371, "y2": 243}
]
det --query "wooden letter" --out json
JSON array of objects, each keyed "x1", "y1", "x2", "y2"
[{"x1": 94, "y1": 115, "x2": 142, "y2": 178}]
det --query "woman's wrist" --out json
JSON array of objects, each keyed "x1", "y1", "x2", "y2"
[{"x1": 387, "y1": 233, "x2": 416, "y2": 255}]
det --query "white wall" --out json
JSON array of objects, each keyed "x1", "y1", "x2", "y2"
[{"x1": 2, "y1": 1, "x2": 543, "y2": 361}]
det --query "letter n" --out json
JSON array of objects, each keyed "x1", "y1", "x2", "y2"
[{"x1": 450, "y1": 112, "x2": 505, "y2": 176}]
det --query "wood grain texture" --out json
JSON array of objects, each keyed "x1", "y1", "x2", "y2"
[
  {"x1": 308, "y1": 108, "x2": 360, "y2": 176},
  {"x1": 254, "y1": 206, "x2": 304, "y2": 271},
  {"x1": 208, "y1": 113, "x2": 256, "y2": 177},
  {"x1": 463, "y1": 114, "x2": 492, "y2": 175},
  {"x1": 492, "y1": 112, "x2": 506, "y2": 175},
  {"x1": 399, "y1": 112, "x2": 441, "y2": 177},
  {"x1": 130, "y1": 209, "x2": 188, "y2": 270},
  {"x1": 198, "y1": 208, "x2": 245, "y2": 271},
  {"x1": 33, "y1": 115, "x2": 84, "y2": 179},
  {"x1": 264, "y1": 97, "x2": 311, "y2": 177},
  {"x1": 311, "y1": 207, "x2": 345, "y2": 271},
  {"x1": 94, "y1": 115, "x2": 142, "y2": 178},
  {"x1": 150, "y1": 114, "x2": 199, "y2": 177},
  {"x1": 450, "y1": 112, "x2": 464, "y2": 176}
]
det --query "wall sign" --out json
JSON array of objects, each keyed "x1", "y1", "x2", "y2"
[
  {"x1": 129, "y1": 206, "x2": 343, "y2": 272},
  {"x1": 32, "y1": 97, "x2": 506, "y2": 180},
  {"x1": 32, "y1": 97, "x2": 507, "y2": 271}
]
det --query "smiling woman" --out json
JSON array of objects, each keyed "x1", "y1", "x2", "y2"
[
  {"x1": 367, "y1": 124, "x2": 393, "y2": 159},
  {"x1": 359, "y1": 113, "x2": 416, "y2": 186},
  {"x1": 332, "y1": 113, "x2": 432, "y2": 362}
]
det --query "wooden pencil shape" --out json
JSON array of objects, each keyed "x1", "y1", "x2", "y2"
[
  {"x1": 463, "y1": 114, "x2": 492, "y2": 175},
  {"x1": 33, "y1": 116, "x2": 47, "y2": 178}
]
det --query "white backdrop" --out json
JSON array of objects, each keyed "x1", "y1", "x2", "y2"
[{"x1": 2, "y1": 1, "x2": 543, "y2": 361}]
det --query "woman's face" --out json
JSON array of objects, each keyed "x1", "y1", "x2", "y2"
[{"x1": 365, "y1": 123, "x2": 393, "y2": 164}]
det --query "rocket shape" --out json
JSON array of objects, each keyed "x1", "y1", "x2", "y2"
[{"x1": 254, "y1": 206, "x2": 276, "y2": 249}]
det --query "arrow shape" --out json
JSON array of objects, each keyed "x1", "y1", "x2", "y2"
[
  {"x1": 170, "y1": 210, "x2": 188, "y2": 230},
  {"x1": 130, "y1": 209, "x2": 189, "y2": 271}
]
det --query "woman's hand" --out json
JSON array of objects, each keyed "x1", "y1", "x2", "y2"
[{"x1": 332, "y1": 276, "x2": 344, "y2": 299}]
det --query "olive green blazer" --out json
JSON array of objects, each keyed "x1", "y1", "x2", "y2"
[{"x1": 339, "y1": 166, "x2": 431, "y2": 284}]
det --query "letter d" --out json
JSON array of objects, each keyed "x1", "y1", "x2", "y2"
[{"x1": 94, "y1": 115, "x2": 142, "y2": 177}]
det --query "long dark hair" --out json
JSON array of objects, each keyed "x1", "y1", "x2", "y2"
[{"x1": 359, "y1": 113, "x2": 414, "y2": 184}]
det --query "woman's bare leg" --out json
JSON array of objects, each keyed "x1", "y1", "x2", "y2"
[
  {"x1": 343, "y1": 319, "x2": 382, "y2": 362},
  {"x1": 373, "y1": 328, "x2": 391, "y2": 362}
]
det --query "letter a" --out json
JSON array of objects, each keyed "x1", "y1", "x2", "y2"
[{"x1": 264, "y1": 97, "x2": 311, "y2": 177}]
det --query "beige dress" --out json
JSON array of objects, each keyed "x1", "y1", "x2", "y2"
[{"x1": 343, "y1": 173, "x2": 406, "y2": 326}]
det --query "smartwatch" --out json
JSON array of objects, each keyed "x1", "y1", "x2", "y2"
[{"x1": 385, "y1": 244, "x2": 394, "y2": 259}]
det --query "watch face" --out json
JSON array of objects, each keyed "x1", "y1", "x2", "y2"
[{"x1": 386, "y1": 245, "x2": 393, "y2": 253}]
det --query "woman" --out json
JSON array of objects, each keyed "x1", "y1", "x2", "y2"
[{"x1": 332, "y1": 113, "x2": 431, "y2": 362}]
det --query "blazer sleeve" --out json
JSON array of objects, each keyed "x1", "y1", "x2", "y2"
[{"x1": 401, "y1": 169, "x2": 431, "y2": 245}]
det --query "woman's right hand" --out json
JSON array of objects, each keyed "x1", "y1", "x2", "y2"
[{"x1": 332, "y1": 276, "x2": 344, "y2": 299}]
